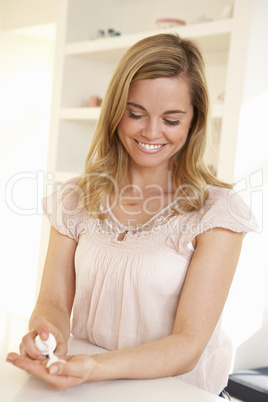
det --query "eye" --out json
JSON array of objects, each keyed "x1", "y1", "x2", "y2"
[
  {"x1": 128, "y1": 111, "x2": 143, "y2": 119},
  {"x1": 163, "y1": 119, "x2": 180, "y2": 126}
]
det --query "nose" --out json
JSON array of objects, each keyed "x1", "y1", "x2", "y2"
[{"x1": 141, "y1": 118, "x2": 162, "y2": 141}]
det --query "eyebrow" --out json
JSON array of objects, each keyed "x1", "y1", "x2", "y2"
[{"x1": 127, "y1": 102, "x2": 187, "y2": 114}]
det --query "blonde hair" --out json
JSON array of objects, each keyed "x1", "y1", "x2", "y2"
[{"x1": 78, "y1": 33, "x2": 232, "y2": 218}]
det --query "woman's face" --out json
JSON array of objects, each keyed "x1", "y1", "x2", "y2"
[{"x1": 117, "y1": 76, "x2": 193, "y2": 171}]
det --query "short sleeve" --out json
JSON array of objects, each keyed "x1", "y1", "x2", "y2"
[
  {"x1": 42, "y1": 176, "x2": 86, "y2": 242},
  {"x1": 177, "y1": 186, "x2": 259, "y2": 257}
]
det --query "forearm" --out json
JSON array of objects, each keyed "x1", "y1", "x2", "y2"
[
  {"x1": 29, "y1": 301, "x2": 71, "y2": 342},
  {"x1": 90, "y1": 334, "x2": 200, "y2": 382}
]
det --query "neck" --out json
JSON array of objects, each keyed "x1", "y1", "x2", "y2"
[{"x1": 120, "y1": 164, "x2": 174, "y2": 198}]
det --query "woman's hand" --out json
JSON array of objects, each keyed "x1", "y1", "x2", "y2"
[
  {"x1": 20, "y1": 316, "x2": 67, "y2": 361},
  {"x1": 6, "y1": 353, "x2": 95, "y2": 390}
]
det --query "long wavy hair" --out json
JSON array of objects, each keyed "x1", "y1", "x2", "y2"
[{"x1": 78, "y1": 33, "x2": 232, "y2": 218}]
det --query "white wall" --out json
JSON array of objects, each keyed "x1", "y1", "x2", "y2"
[
  {"x1": 230, "y1": 0, "x2": 268, "y2": 371},
  {"x1": 0, "y1": 17, "x2": 55, "y2": 342},
  {"x1": 2, "y1": 0, "x2": 56, "y2": 30}
]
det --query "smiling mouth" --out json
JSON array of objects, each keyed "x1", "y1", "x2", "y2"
[{"x1": 136, "y1": 140, "x2": 165, "y2": 150}]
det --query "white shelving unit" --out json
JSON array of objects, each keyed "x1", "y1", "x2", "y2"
[
  {"x1": 64, "y1": 18, "x2": 232, "y2": 56},
  {"x1": 46, "y1": 0, "x2": 252, "y2": 184}
]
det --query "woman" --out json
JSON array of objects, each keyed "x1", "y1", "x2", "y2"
[{"x1": 7, "y1": 33, "x2": 257, "y2": 396}]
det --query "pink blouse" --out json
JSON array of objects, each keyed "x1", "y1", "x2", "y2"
[{"x1": 42, "y1": 177, "x2": 258, "y2": 395}]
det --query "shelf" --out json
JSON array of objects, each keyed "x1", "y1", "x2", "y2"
[
  {"x1": 60, "y1": 107, "x2": 100, "y2": 120},
  {"x1": 60, "y1": 104, "x2": 224, "y2": 121},
  {"x1": 65, "y1": 18, "x2": 233, "y2": 60}
]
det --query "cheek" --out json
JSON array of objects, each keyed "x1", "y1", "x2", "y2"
[
  {"x1": 117, "y1": 120, "x2": 132, "y2": 148},
  {"x1": 117, "y1": 113, "x2": 130, "y2": 132},
  {"x1": 117, "y1": 115, "x2": 139, "y2": 140},
  {"x1": 171, "y1": 125, "x2": 190, "y2": 142},
  {"x1": 177, "y1": 134, "x2": 188, "y2": 149}
]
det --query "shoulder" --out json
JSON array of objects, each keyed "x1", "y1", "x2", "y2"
[
  {"x1": 44, "y1": 176, "x2": 83, "y2": 214},
  {"x1": 42, "y1": 176, "x2": 87, "y2": 242},
  {"x1": 170, "y1": 185, "x2": 258, "y2": 258},
  {"x1": 57, "y1": 176, "x2": 83, "y2": 211},
  {"x1": 197, "y1": 185, "x2": 258, "y2": 234}
]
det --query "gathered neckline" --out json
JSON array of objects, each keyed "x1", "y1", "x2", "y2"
[{"x1": 99, "y1": 194, "x2": 184, "y2": 233}]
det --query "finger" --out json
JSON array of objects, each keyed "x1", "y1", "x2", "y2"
[
  {"x1": 48, "y1": 360, "x2": 83, "y2": 378},
  {"x1": 7, "y1": 354, "x2": 58, "y2": 386},
  {"x1": 20, "y1": 333, "x2": 46, "y2": 360},
  {"x1": 19, "y1": 343, "x2": 38, "y2": 359},
  {"x1": 19, "y1": 341, "x2": 29, "y2": 358},
  {"x1": 31, "y1": 316, "x2": 50, "y2": 341},
  {"x1": 6, "y1": 352, "x2": 21, "y2": 363},
  {"x1": 7, "y1": 354, "x2": 80, "y2": 390},
  {"x1": 54, "y1": 342, "x2": 68, "y2": 356}
]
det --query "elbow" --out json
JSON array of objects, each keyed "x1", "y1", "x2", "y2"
[
  {"x1": 170, "y1": 333, "x2": 204, "y2": 376},
  {"x1": 184, "y1": 354, "x2": 200, "y2": 373},
  {"x1": 174, "y1": 355, "x2": 200, "y2": 377}
]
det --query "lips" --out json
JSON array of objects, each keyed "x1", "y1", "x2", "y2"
[{"x1": 135, "y1": 139, "x2": 166, "y2": 153}]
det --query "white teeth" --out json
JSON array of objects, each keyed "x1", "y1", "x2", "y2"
[{"x1": 138, "y1": 141, "x2": 163, "y2": 150}]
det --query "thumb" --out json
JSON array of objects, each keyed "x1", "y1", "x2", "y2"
[
  {"x1": 49, "y1": 361, "x2": 71, "y2": 376},
  {"x1": 39, "y1": 330, "x2": 49, "y2": 341},
  {"x1": 54, "y1": 342, "x2": 67, "y2": 356},
  {"x1": 32, "y1": 316, "x2": 50, "y2": 340}
]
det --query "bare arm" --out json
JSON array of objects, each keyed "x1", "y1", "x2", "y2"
[{"x1": 20, "y1": 226, "x2": 77, "y2": 358}]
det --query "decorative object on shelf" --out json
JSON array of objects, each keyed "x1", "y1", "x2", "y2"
[
  {"x1": 207, "y1": 164, "x2": 217, "y2": 177},
  {"x1": 208, "y1": 163, "x2": 217, "y2": 177},
  {"x1": 97, "y1": 29, "x2": 105, "y2": 37},
  {"x1": 192, "y1": 15, "x2": 213, "y2": 24},
  {"x1": 155, "y1": 18, "x2": 186, "y2": 29},
  {"x1": 95, "y1": 28, "x2": 121, "y2": 39},
  {"x1": 217, "y1": 91, "x2": 225, "y2": 103},
  {"x1": 107, "y1": 28, "x2": 121, "y2": 37},
  {"x1": 88, "y1": 95, "x2": 102, "y2": 107}
]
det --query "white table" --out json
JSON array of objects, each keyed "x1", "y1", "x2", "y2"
[{"x1": 1, "y1": 336, "x2": 223, "y2": 401}]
